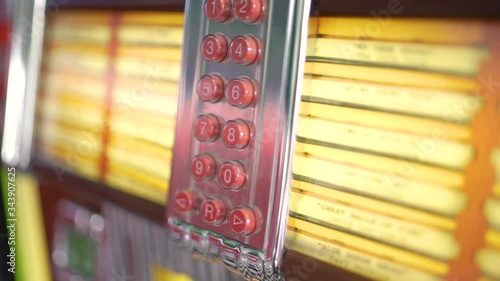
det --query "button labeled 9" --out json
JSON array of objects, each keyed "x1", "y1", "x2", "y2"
[{"x1": 192, "y1": 154, "x2": 216, "y2": 180}]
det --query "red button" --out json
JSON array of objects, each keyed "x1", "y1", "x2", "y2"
[
  {"x1": 229, "y1": 207, "x2": 258, "y2": 235},
  {"x1": 204, "y1": 0, "x2": 232, "y2": 22},
  {"x1": 197, "y1": 75, "x2": 225, "y2": 103},
  {"x1": 201, "y1": 34, "x2": 228, "y2": 62},
  {"x1": 201, "y1": 198, "x2": 226, "y2": 224},
  {"x1": 222, "y1": 120, "x2": 250, "y2": 148},
  {"x1": 194, "y1": 114, "x2": 220, "y2": 142},
  {"x1": 191, "y1": 154, "x2": 216, "y2": 180},
  {"x1": 218, "y1": 161, "x2": 246, "y2": 189},
  {"x1": 175, "y1": 191, "x2": 197, "y2": 212},
  {"x1": 229, "y1": 36, "x2": 260, "y2": 65},
  {"x1": 226, "y1": 78, "x2": 256, "y2": 108},
  {"x1": 233, "y1": 0, "x2": 263, "y2": 23}
]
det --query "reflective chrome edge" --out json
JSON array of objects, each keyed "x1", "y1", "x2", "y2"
[
  {"x1": 1, "y1": 0, "x2": 46, "y2": 169},
  {"x1": 273, "y1": 0, "x2": 312, "y2": 270}
]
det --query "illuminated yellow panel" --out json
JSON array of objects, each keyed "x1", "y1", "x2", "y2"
[
  {"x1": 287, "y1": 217, "x2": 448, "y2": 277},
  {"x1": 151, "y1": 264, "x2": 192, "y2": 281},
  {"x1": 305, "y1": 62, "x2": 477, "y2": 92},
  {"x1": 299, "y1": 102, "x2": 472, "y2": 141},
  {"x1": 294, "y1": 142, "x2": 464, "y2": 189},
  {"x1": 317, "y1": 18, "x2": 485, "y2": 44},
  {"x1": 302, "y1": 76, "x2": 482, "y2": 123},
  {"x1": 291, "y1": 179, "x2": 456, "y2": 231},
  {"x1": 296, "y1": 117, "x2": 474, "y2": 170},
  {"x1": 292, "y1": 154, "x2": 468, "y2": 216}
]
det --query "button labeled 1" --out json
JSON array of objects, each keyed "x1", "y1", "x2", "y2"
[
  {"x1": 219, "y1": 161, "x2": 246, "y2": 189},
  {"x1": 204, "y1": 0, "x2": 232, "y2": 22}
]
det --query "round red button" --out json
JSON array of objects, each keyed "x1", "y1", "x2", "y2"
[
  {"x1": 191, "y1": 154, "x2": 216, "y2": 180},
  {"x1": 229, "y1": 35, "x2": 260, "y2": 65},
  {"x1": 201, "y1": 34, "x2": 228, "y2": 62},
  {"x1": 175, "y1": 191, "x2": 197, "y2": 212},
  {"x1": 194, "y1": 114, "x2": 220, "y2": 142},
  {"x1": 197, "y1": 75, "x2": 225, "y2": 103},
  {"x1": 229, "y1": 207, "x2": 258, "y2": 235},
  {"x1": 201, "y1": 198, "x2": 226, "y2": 224},
  {"x1": 222, "y1": 120, "x2": 250, "y2": 148},
  {"x1": 233, "y1": 0, "x2": 263, "y2": 23},
  {"x1": 226, "y1": 78, "x2": 256, "y2": 108},
  {"x1": 218, "y1": 161, "x2": 246, "y2": 189},
  {"x1": 204, "y1": 0, "x2": 232, "y2": 22}
]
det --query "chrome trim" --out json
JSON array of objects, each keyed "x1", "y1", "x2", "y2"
[{"x1": 1, "y1": 0, "x2": 46, "y2": 169}]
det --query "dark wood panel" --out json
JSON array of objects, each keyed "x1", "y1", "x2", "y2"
[{"x1": 313, "y1": 0, "x2": 500, "y2": 18}]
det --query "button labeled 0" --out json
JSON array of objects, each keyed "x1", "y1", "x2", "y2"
[{"x1": 219, "y1": 161, "x2": 246, "y2": 189}]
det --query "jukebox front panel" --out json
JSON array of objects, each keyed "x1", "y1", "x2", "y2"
[{"x1": 166, "y1": 0, "x2": 310, "y2": 280}]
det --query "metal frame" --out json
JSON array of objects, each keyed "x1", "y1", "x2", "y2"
[{"x1": 1, "y1": 0, "x2": 46, "y2": 169}]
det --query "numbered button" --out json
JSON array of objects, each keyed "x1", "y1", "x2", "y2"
[
  {"x1": 201, "y1": 198, "x2": 226, "y2": 224},
  {"x1": 230, "y1": 35, "x2": 260, "y2": 65},
  {"x1": 219, "y1": 161, "x2": 246, "y2": 189},
  {"x1": 197, "y1": 75, "x2": 225, "y2": 103},
  {"x1": 202, "y1": 34, "x2": 228, "y2": 62},
  {"x1": 192, "y1": 154, "x2": 216, "y2": 180},
  {"x1": 233, "y1": 0, "x2": 263, "y2": 23},
  {"x1": 229, "y1": 207, "x2": 259, "y2": 235},
  {"x1": 175, "y1": 191, "x2": 197, "y2": 212},
  {"x1": 194, "y1": 114, "x2": 220, "y2": 142},
  {"x1": 222, "y1": 120, "x2": 250, "y2": 148},
  {"x1": 226, "y1": 78, "x2": 256, "y2": 108},
  {"x1": 204, "y1": 0, "x2": 232, "y2": 22}
]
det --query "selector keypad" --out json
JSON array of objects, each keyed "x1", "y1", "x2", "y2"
[
  {"x1": 167, "y1": 0, "x2": 307, "y2": 275},
  {"x1": 176, "y1": 0, "x2": 266, "y2": 237}
]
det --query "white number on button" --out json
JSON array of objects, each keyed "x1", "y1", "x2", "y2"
[
  {"x1": 227, "y1": 127, "x2": 236, "y2": 142},
  {"x1": 195, "y1": 160, "x2": 203, "y2": 176},
  {"x1": 211, "y1": 0, "x2": 216, "y2": 13},
  {"x1": 239, "y1": 0, "x2": 248, "y2": 13},
  {"x1": 200, "y1": 121, "x2": 208, "y2": 135},
  {"x1": 202, "y1": 82, "x2": 210, "y2": 96},
  {"x1": 207, "y1": 41, "x2": 214, "y2": 55},
  {"x1": 231, "y1": 85, "x2": 240, "y2": 100},
  {"x1": 223, "y1": 169, "x2": 232, "y2": 184},
  {"x1": 235, "y1": 43, "x2": 243, "y2": 58}
]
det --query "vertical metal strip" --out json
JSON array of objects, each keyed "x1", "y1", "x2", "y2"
[{"x1": 2, "y1": 0, "x2": 47, "y2": 169}]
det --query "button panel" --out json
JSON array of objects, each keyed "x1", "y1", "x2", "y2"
[{"x1": 167, "y1": 0, "x2": 308, "y2": 273}]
